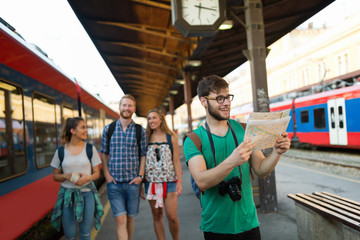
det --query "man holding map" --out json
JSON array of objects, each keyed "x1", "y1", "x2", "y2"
[{"x1": 184, "y1": 75, "x2": 291, "y2": 240}]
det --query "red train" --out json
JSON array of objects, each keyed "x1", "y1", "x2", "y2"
[
  {"x1": 0, "y1": 18, "x2": 118, "y2": 239},
  {"x1": 231, "y1": 74, "x2": 360, "y2": 149}
]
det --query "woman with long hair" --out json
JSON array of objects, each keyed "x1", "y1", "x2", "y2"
[
  {"x1": 50, "y1": 117, "x2": 103, "y2": 240},
  {"x1": 144, "y1": 108, "x2": 182, "y2": 240}
]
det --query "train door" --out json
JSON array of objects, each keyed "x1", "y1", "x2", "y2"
[{"x1": 327, "y1": 98, "x2": 347, "y2": 145}]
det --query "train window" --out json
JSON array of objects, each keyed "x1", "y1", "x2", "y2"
[
  {"x1": 62, "y1": 104, "x2": 75, "y2": 124},
  {"x1": 300, "y1": 110, "x2": 309, "y2": 123},
  {"x1": 86, "y1": 112, "x2": 96, "y2": 140},
  {"x1": 338, "y1": 106, "x2": 344, "y2": 128},
  {"x1": 313, "y1": 108, "x2": 326, "y2": 129},
  {"x1": 32, "y1": 92, "x2": 58, "y2": 168},
  {"x1": 0, "y1": 81, "x2": 26, "y2": 182}
]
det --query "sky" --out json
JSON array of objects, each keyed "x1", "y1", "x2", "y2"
[
  {"x1": 0, "y1": 0, "x2": 359, "y2": 109},
  {"x1": 0, "y1": 0, "x2": 123, "y2": 107}
]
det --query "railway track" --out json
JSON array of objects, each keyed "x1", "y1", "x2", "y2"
[{"x1": 282, "y1": 148, "x2": 360, "y2": 170}]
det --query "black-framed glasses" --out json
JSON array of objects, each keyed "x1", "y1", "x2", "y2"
[
  {"x1": 204, "y1": 94, "x2": 234, "y2": 104},
  {"x1": 155, "y1": 148, "x2": 160, "y2": 161}
]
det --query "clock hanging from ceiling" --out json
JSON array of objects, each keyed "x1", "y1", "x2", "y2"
[{"x1": 171, "y1": 0, "x2": 227, "y2": 37}]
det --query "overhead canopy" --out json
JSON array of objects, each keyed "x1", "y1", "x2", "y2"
[{"x1": 68, "y1": 0, "x2": 334, "y2": 117}]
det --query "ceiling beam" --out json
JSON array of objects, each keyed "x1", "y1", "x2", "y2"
[
  {"x1": 96, "y1": 21, "x2": 195, "y2": 45},
  {"x1": 105, "y1": 41, "x2": 188, "y2": 60},
  {"x1": 111, "y1": 65, "x2": 175, "y2": 79},
  {"x1": 126, "y1": 82, "x2": 169, "y2": 92},
  {"x1": 107, "y1": 56, "x2": 178, "y2": 71},
  {"x1": 128, "y1": 87, "x2": 165, "y2": 98},
  {"x1": 113, "y1": 73, "x2": 173, "y2": 86},
  {"x1": 131, "y1": 0, "x2": 171, "y2": 10},
  {"x1": 265, "y1": 9, "x2": 316, "y2": 28}
]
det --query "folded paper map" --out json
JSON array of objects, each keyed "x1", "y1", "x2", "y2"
[{"x1": 244, "y1": 110, "x2": 291, "y2": 150}]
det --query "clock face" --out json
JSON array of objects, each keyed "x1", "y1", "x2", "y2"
[{"x1": 181, "y1": 0, "x2": 220, "y2": 26}]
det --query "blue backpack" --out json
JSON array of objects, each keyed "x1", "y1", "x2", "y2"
[{"x1": 57, "y1": 143, "x2": 93, "y2": 169}]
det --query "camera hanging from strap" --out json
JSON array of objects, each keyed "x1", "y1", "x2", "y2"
[{"x1": 204, "y1": 120, "x2": 242, "y2": 180}]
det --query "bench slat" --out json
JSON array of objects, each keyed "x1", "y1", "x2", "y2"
[
  {"x1": 287, "y1": 193, "x2": 360, "y2": 231},
  {"x1": 306, "y1": 194, "x2": 360, "y2": 216},
  {"x1": 297, "y1": 193, "x2": 360, "y2": 222},
  {"x1": 322, "y1": 191, "x2": 360, "y2": 207},
  {"x1": 313, "y1": 192, "x2": 360, "y2": 211}
]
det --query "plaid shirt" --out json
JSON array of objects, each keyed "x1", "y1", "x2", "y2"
[
  {"x1": 100, "y1": 120, "x2": 147, "y2": 182},
  {"x1": 51, "y1": 182, "x2": 103, "y2": 232}
]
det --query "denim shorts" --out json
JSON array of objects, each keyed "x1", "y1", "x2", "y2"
[
  {"x1": 107, "y1": 182, "x2": 141, "y2": 218},
  {"x1": 144, "y1": 181, "x2": 177, "y2": 194}
]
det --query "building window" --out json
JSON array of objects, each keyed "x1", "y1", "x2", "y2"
[
  {"x1": 0, "y1": 80, "x2": 26, "y2": 182},
  {"x1": 337, "y1": 53, "x2": 349, "y2": 75},
  {"x1": 32, "y1": 92, "x2": 58, "y2": 168},
  {"x1": 313, "y1": 108, "x2": 326, "y2": 129},
  {"x1": 301, "y1": 68, "x2": 310, "y2": 87},
  {"x1": 317, "y1": 61, "x2": 326, "y2": 82}
]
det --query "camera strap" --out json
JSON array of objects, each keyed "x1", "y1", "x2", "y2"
[{"x1": 205, "y1": 120, "x2": 242, "y2": 178}]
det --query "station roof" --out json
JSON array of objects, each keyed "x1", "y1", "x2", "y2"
[{"x1": 68, "y1": 0, "x2": 334, "y2": 117}]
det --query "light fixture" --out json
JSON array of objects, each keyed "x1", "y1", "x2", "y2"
[
  {"x1": 185, "y1": 60, "x2": 202, "y2": 67},
  {"x1": 219, "y1": 20, "x2": 233, "y2": 30},
  {"x1": 162, "y1": 102, "x2": 169, "y2": 106},
  {"x1": 175, "y1": 79, "x2": 185, "y2": 85},
  {"x1": 169, "y1": 90, "x2": 178, "y2": 95}
]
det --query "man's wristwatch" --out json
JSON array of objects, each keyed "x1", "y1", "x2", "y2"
[{"x1": 138, "y1": 175, "x2": 144, "y2": 180}]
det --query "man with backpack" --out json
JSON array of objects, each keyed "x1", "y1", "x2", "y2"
[
  {"x1": 184, "y1": 75, "x2": 291, "y2": 240},
  {"x1": 100, "y1": 94, "x2": 147, "y2": 240}
]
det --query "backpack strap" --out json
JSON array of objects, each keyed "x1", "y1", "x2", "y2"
[
  {"x1": 186, "y1": 132, "x2": 202, "y2": 153},
  {"x1": 166, "y1": 133, "x2": 173, "y2": 155},
  {"x1": 86, "y1": 143, "x2": 93, "y2": 165},
  {"x1": 57, "y1": 145, "x2": 65, "y2": 169},
  {"x1": 135, "y1": 123, "x2": 142, "y2": 161},
  {"x1": 106, "y1": 120, "x2": 117, "y2": 154}
]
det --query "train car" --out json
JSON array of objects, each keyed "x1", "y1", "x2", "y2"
[
  {"x1": 231, "y1": 77, "x2": 360, "y2": 150},
  {"x1": 0, "y1": 19, "x2": 119, "y2": 239}
]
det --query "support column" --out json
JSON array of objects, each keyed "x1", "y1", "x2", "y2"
[
  {"x1": 243, "y1": 0, "x2": 277, "y2": 212},
  {"x1": 169, "y1": 94, "x2": 175, "y2": 131},
  {"x1": 183, "y1": 71, "x2": 193, "y2": 133}
]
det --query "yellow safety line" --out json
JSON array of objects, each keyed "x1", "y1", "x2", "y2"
[
  {"x1": 91, "y1": 200, "x2": 111, "y2": 240},
  {"x1": 279, "y1": 162, "x2": 360, "y2": 184}
]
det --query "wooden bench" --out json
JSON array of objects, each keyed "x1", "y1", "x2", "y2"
[{"x1": 288, "y1": 192, "x2": 360, "y2": 240}]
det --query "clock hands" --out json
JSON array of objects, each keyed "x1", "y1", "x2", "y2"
[
  {"x1": 194, "y1": 4, "x2": 217, "y2": 11},
  {"x1": 198, "y1": 3, "x2": 201, "y2": 21}
]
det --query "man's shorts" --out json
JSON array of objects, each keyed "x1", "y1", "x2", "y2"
[
  {"x1": 144, "y1": 181, "x2": 177, "y2": 194},
  {"x1": 107, "y1": 182, "x2": 141, "y2": 218}
]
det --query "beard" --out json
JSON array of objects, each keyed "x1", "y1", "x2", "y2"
[
  {"x1": 207, "y1": 100, "x2": 229, "y2": 121},
  {"x1": 120, "y1": 110, "x2": 133, "y2": 119}
]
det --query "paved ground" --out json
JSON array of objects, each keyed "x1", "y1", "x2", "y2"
[
  {"x1": 93, "y1": 150, "x2": 301, "y2": 240},
  {"x1": 86, "y1": 146, "x2": 360, "y2": 240}
]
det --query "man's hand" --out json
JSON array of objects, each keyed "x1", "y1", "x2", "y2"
[
  {"x1": 230, "y1": 138, "x2": 255, "y2": 166},
  {"x1": 274, "y1": 132, "x2": 291, "y2": 154},
  {"x1": 104, "y1": 171, "x2": 116, "y2": 184},
  {"x1": 129, "y1": 176, "x2": 143, "y2": 185}
]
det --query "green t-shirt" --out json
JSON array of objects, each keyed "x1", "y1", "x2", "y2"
[{"x1": 184, "y1": 119, "x2": 259, "y2": 234}]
